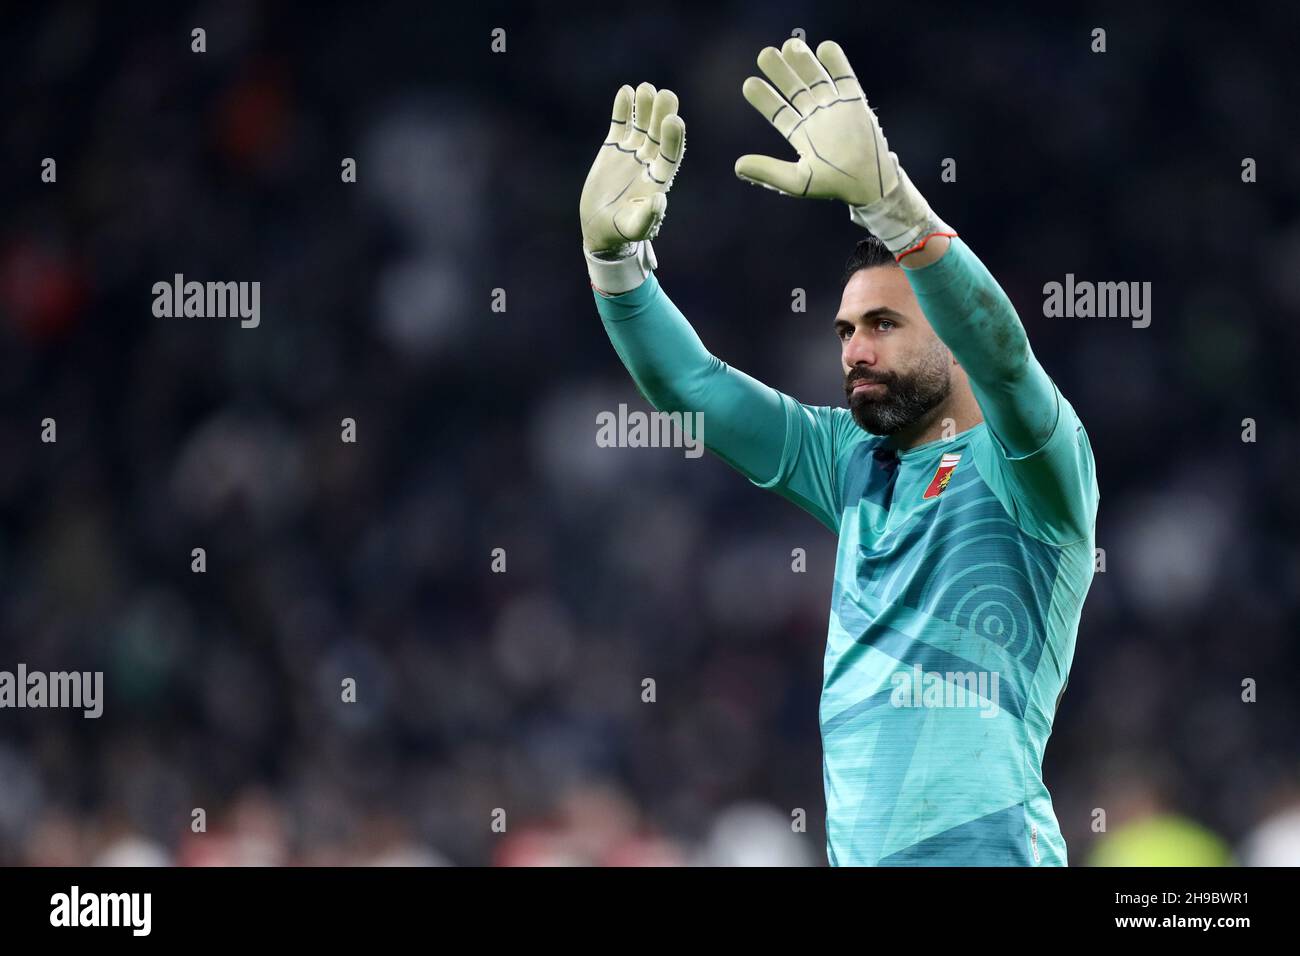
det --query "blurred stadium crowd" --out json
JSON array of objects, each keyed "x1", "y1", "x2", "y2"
[{"x1": 1, "y1": 2, "x2": 1297, "y2": 865}]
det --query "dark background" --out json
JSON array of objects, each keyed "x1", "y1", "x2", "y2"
[{"x1": 0, "y1": 1, "x2": 1297, "y2": 865}]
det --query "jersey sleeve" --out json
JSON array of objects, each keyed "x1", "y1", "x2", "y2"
[
  {"x1": 751, "y1": 399, "x2": 864, "y2": 534},
  {"x1": 595, "y1": 273, "x2": 859, "y2": 534},
  {"x1": 975, "y1": 371, "x2": 1100, "y2": 546},
  {"x1": 902, "y1": 236, "x2": 1098, "y2": 545}
]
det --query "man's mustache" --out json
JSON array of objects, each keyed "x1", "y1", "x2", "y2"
[{"x1": 845, "y1": 370, "x2": 895, "y2": 393}]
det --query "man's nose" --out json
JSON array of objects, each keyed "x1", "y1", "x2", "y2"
[{"x1": 844, "y1": 333, "x2": 877, "y2": 369}]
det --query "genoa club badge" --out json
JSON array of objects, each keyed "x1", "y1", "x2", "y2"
[{"x1": 923, "y1": 452, "x2": 962, "y2": 499}]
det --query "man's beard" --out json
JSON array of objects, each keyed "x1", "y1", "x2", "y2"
[{"x1": 845, "y1": 349, "x2": 952, "y2": 436}]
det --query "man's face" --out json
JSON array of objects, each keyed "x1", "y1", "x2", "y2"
[{"x1": 835, "y1": 265, "x2": 953, "y2": 436}]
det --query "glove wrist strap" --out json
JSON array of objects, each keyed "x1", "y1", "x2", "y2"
[
  {"x1": 848, "y1": 161, "x2": 956, "y2": 259},
  {"x1": 586, "y1": 240, "x2": 657, "y2": 296}
]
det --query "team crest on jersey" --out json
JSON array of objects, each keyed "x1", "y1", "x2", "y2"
[{"x1": 923, "y1": 452, "x2": 962, "y2": 499}]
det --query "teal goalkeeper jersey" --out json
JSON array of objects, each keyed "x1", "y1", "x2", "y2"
[{"x1": 592, "y1": 238, "x2": 1099, "y2": 866}]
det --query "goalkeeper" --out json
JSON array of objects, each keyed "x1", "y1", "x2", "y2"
[{"x1": 580, "y1": 38, "x2": 1099, "y2": 866}]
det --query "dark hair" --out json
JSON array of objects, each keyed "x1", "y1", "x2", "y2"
[{"x1": 840, "y1": 235, "x2": 897, "y2": 289}]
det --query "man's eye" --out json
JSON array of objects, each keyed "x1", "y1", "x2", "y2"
[
  {"x1": 877, "y1": 319, "x2": 895, "y2": 331},
  {"x1": 838, "y1": 327, "x2": 853, "y2": 341}
]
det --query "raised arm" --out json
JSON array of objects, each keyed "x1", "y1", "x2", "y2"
[
  {"x1": 593, "y1": 272, "x2": 787, "y2": 483},
  {"x1": 733, "y1": 38, "x2": 1073, "y2": 454},
  {"x1": 898, "y1": 235, "x2": 1057, "y2": 457},
  {"x1": 579, "y1": 82, "x2": 851, "y2": 531},
  {"x1": 578, "y1": 80, "x2": 782, "y2": 479}
]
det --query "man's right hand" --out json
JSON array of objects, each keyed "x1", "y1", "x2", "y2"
[{"x1": 579, "y1": 83, "x2": 685, "y2": 257}]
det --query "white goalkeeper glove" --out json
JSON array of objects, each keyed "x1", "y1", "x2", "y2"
[
  {"x1": 734, "y1": 37, "x2": 954, "y2": 259},
  {"x1": 580, "y1": 82, "x2": 685, "y2": 292}
]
